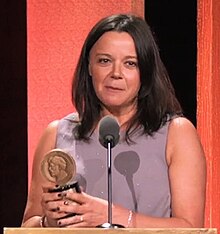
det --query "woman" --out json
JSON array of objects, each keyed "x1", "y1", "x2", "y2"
[{"x1": 22, "y1": 13, "x2": 206, "y2": 228}]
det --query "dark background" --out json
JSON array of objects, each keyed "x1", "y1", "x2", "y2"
[
  {"x1": 145, "y1": 1, "x2": 197, "y2": 125},
  {"x1": 0, "y1": 1, "x2": 27, "y2": 234},
  {"x1": 0, "y1": 1, "x2": 196, "y2": 233}
]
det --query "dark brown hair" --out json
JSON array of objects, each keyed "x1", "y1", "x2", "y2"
[{"x1": 72, "y1": 14, "x2": 182, "y2": 142}]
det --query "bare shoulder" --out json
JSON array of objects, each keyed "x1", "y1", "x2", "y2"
[
  {"x1": 169, "y1": 116, "x2": 196, "y2": 132},
  {"x1": 166, "y1": 117, "x2": 205, "y2": 164},
  {"x1": 32, "y1": 120, "x2": 60, "y2": 170},
  {"x1": 168, "y1": 117, "x2": 200, "y2": 142},
  {"x1": 38, "y1": 120, "x2": 59, "y2": 145},
  {"x1": 43, "y1": 119, "x2": 59, "y2": 135},
  {"x1": 166, "y1": 117, "x2": 206, "y2": 227}
]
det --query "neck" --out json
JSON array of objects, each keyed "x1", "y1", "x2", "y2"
[{"x1": 101, "y1": 104, "x2": 137, "y2": 129}]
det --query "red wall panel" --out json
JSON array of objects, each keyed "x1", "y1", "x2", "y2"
[
  {"x1": 27, "y1": 0, "x2": 144, "y2": 183},
  {"x1": 197, "y1": 0, "x2": 220, "y2": 229}
]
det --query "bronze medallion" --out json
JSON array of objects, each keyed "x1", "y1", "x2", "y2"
[{"x1": 41, "y1": 149, "x2": 76, "y2": 185}]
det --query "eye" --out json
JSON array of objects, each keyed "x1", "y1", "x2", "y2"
[
  {"x1": 125, "y1": 60, "x2": 138, "y2": 68},
  {"x1": 98, "y1": 58, "x2": 111, "y2": 64}
]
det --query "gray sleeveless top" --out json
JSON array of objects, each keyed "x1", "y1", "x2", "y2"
[{"x1": 56, "y1": 113, "x2": 171, "y2": 218}]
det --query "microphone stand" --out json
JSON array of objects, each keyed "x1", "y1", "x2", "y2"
[
  {"x1": 107, "y1": 141, "x2": 113, "y2": 225},
  {"x1": 96, "y1": 140, "x2": 124, "y2": 228}
]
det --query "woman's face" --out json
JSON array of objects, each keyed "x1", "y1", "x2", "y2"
[{"x1": 89, "y1": 31, "x2": 140, "y2": 114}]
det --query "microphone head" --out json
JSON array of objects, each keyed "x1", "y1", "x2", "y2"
[{"x1": 98, "y1": 115, "x2": 120, "y2": 148}]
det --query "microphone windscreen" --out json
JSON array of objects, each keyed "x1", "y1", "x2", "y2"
[{"x1": 98, "y1": 115, "x2": 120, "y2": 148}]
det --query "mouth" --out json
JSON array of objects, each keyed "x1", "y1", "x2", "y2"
[{"x1": 105, "y1": 86, "x2": 124, "y2": 91}]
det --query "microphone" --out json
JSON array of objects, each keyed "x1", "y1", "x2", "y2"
[
  {"x1": 99, "y1": 115, "x2": 120, "y2": 148},
  {"x1": 97, "y1": 115, "x2": 124, "y2": 229}
]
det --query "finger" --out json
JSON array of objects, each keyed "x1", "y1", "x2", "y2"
[
  {"x1": 42, "y1": 185, "x2": 57, "y2": 193},
  {"x1": 57, "y1": 214, "x2": 85, "y2": 227},
  {"x1": 43, "y1": 200, "x2": 60, "y2": 211},
  {"x1": 57, "y1": 199, "x2": 82, "y2": 214},
  {"x1": 65, "y1": 191, "x2": 87, "y2": 204},
  {"x1": 44, "y1": 213, "x2": 73, "y2": 228},
  {"x1": 42, "y1": 191, "x2": 66, "y2": 203},
  {"x1": 42, "y1": 198, "x2": 69, "y2": 213}
]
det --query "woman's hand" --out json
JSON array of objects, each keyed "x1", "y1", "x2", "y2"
[
  {"x1": 41, "y1": 185, "x2": 109, "y2": 227},
  {"x1": 41, "y1": 185, "x2": 77, "y2": 227},
  {"x1": 51, "y1": 190, "x2": 108, "y2": 227}
]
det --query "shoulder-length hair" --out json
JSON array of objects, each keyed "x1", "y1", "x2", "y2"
[{"x1": 72, "y1": 14, "x2": 182, "y2": 142}]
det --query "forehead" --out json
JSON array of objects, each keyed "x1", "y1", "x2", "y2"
[{"x1": 91, "y1": 31, "x2": 136, "y2": 52}]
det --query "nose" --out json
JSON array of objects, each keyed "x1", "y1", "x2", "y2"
[{"x1": 111, "y1": 62, "x2": 122, "y2": 79}]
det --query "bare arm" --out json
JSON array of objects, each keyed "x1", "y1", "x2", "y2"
[
  {"x1": 123, "y1": 117, "x2": 206, "y2": 227},
  {"x1": 21, "y1": 120, "x2": 59, "y2": 227}
]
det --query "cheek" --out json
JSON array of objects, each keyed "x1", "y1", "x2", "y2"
[
  {"x1": 127, "y1": 74, "x2": 141, "y2": 90},
  {"x1": 133, "y1": 83, "x2": 141, "y2": 96},
  {"x1": 91, "y1": 75, "x2": 101, "y2": 88},
  {"x1": 91, "y1": 70, "x2": 106, "y2": 88},
  {"x1": 91, "y1": 76, "x2": 103, "y2": 97}
]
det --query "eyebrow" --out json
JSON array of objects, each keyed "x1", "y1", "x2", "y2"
[{"x1": 95, "y1": 53, "x2": 137, "y2": 59}]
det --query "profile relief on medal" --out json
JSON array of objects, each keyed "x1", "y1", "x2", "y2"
[
  {"x1": 48, "y1": 155, "x2": 68, "y2": 183},
  {"x1": 41, "y1": 149, "x2": 76, "y2": 186}
]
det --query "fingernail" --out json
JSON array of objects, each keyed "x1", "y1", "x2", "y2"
[
  {"x1": 58, "y1": 193, "x2": 62, "y2": 197},
  {"x1": 52, "y1": 207, "x2": 59, "y2": 212},
  {"x1": 64, "y1": 201, "x2": 69, "y2": 205},
  {"x1": 58, "y1": 221, "x2": 62, "y2": 226}
]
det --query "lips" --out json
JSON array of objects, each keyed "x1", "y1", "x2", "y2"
[{"x1": 105, "y1": 85, "x2": 124, "y2": 91}]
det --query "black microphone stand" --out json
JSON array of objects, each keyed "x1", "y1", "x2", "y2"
[
  {"x1": 96, "y1": 139, "x2": 124, "y2": 228},
  {"x1": 107, "y1": 141, "x2": 113, "y2": 225}
]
